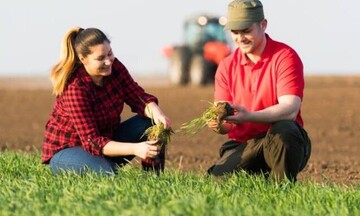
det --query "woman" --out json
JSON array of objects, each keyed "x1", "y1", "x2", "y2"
[{"x1": 42, "y1": 27, "x2": 171, "y2": 174}]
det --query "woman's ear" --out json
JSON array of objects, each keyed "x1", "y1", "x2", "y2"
[{"x1": 78, "y1": 55, "x2": 86, "y2": 65}]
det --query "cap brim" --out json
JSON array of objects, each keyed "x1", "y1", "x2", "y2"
[{"x1": 224, "y1": 21, "x2": 254, "y2": 31}]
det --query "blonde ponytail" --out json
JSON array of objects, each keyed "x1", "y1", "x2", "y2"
[
  {"x1": 50, "y1": 27, "x2": 110, "y2": 95},
  {"x1": 50, "y1": 27, "x2": 82, "y2": 95}
]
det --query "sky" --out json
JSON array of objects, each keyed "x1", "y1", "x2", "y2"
[{"x1": 1, "y1": 0, "x2": 359, "y2": 77}]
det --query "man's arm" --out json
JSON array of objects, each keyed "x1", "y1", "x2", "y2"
[{"x1": 225, "y1": 95, "x2": 301, "y2": 124}]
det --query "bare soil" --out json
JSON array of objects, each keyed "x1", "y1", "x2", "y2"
[{"x1": 0, "y1": 76, "x2": 359, "y2": 185}]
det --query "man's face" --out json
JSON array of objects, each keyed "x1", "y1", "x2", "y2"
[{"x1": 230, "y1": 19, "x2": 267, "y2": 56}]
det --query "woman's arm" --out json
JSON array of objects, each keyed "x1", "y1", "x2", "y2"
[{"x1": 102, "y1": 140, "x2": 160, "y2": 159}]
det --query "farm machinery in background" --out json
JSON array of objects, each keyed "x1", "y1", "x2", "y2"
[{"x1": 162, "y1": 14, "x2": 232, "y2": 86}]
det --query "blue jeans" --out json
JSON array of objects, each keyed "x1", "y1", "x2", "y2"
[{"x1": 49, "y1": 115, "x2": 152, "y2": 174}]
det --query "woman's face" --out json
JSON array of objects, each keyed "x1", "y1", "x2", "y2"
[{"x1": 79, "y1": 41, "x2": 115, "y2": 85}]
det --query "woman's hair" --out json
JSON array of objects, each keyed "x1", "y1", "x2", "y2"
[{"x1": 50, "y1": 27, "x2": 110, "y2": 95}]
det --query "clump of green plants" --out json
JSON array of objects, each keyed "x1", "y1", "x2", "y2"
[
  {"x1": 141, "y1": 102, "x2": 174, "y2": 146},
  {"x1": 179, "y1": 101, "x2": 234, "y2": 135},
  {"x1": 141, "y1": 122, "x2": 174, "y2": 174},
  {"x1": 142, "y1": 122, "x2": 174, "y2": 146}
]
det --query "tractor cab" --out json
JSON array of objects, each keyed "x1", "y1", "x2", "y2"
[
  {"x1": 184, "y1": 15, "x2": 228, "y2": 53},
  {"x1": 163, "y1": 14, "x2": 231, "y2": 86}
]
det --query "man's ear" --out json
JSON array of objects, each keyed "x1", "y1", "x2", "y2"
[{"x1": 261, "y1": 19, "x2": 268, "y2": 31}]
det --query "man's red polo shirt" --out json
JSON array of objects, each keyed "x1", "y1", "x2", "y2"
[{"x1": 214, "y1": 34, "x2": 304, "y2": 142}]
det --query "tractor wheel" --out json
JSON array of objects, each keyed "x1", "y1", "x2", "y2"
[
  {"x1": 169, "y1": 48, "x2": 191, "y2": 85},
  {"x1": 189, "y1": 54, "x2": 212, "y2": 86}
]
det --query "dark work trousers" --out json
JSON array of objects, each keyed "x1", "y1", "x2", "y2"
[{"x1": 207, "y1": 120, "x2": 312, "y2": 182}]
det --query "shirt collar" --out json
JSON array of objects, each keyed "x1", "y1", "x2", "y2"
[
  {"x1": 239, "y1": 34, "x2": 274, "y2": 66},
  {"x1": 77, "y1": 66, "x2": 94, "y2": 85}
]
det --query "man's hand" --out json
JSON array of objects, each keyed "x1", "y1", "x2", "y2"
[
  {"x1": 207, "y1": 119, "x2": 233, "y2": 134},
  {"x1": 223, "y1": 105, "x2": 250, "y2": 124}
]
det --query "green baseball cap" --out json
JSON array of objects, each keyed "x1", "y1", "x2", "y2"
[{"x1": 224, "y1": 0, "x2": 264, "y2": 30}]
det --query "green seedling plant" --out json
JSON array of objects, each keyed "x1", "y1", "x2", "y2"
[
  {"x1": 141, "y1": 102, "x2": 174, "y2": 146},
  {"x1": 142, "y1": 122, "x2": 174, "y2": 146},
  {"x1": 140, "y1": 104, "x2": 174, "y2": 174},
  {"x1": 179, "y1": 101, "x2": 234, "y2": 135}
]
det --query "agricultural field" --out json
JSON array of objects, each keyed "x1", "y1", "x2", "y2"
[{"x1": 0, "y1": 76, "x2": 359, "y2": 214}]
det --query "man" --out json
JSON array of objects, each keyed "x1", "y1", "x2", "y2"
[{"x1": 207, "y1": 0, "x2": 311, "y2": 182}]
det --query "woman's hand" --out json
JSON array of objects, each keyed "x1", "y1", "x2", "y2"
[
  {"x1": 153, "y1": 113, "x2": 171, "y2": 129},
  {"x1": 145, "y1": 102, "x2": 171, "y2": 129},
  {"x1": 134, "y1": 140, "x2": 160, "y2": 159}
]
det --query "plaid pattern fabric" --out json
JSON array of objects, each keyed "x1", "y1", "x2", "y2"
[{"x1": 42, "y1": 58, "x2": 158, "y2": 163}]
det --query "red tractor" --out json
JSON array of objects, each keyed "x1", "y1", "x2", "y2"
[{"x1": 162, "y1": 14, "x2": 232, "y2": 86}]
